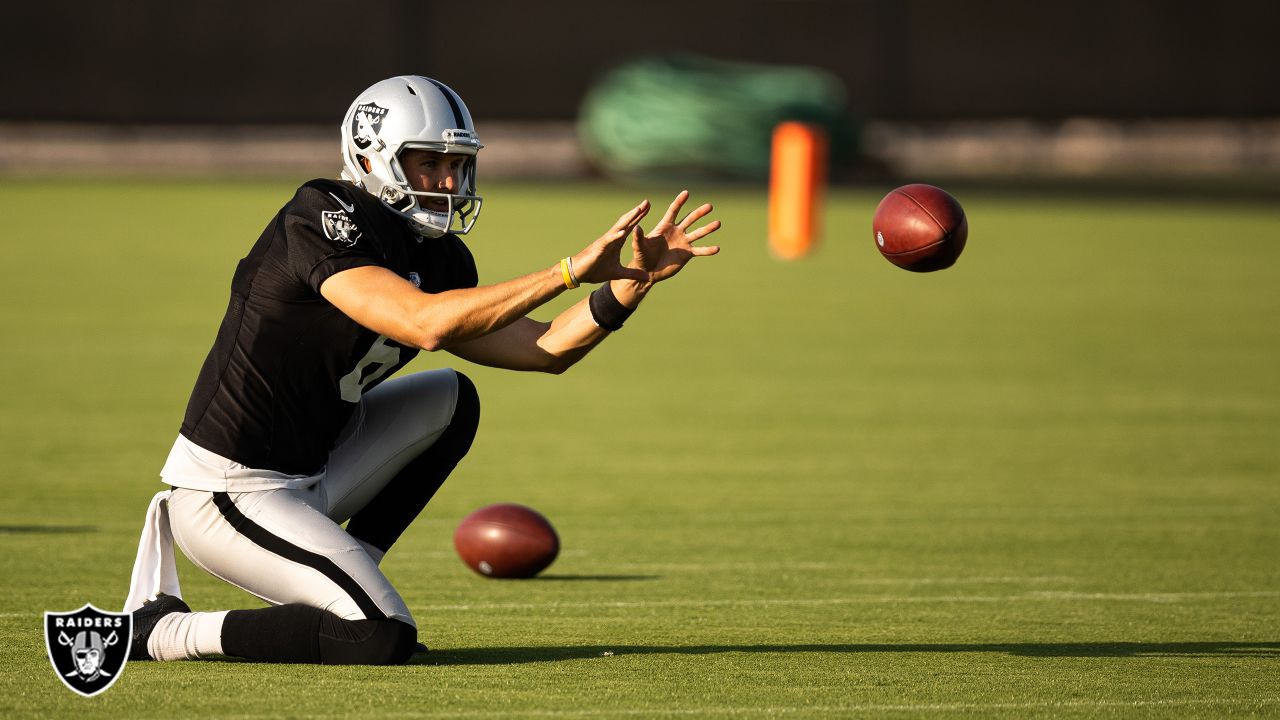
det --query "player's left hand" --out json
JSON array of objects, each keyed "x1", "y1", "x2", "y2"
[{"x1": 631, "y1": 191, "x2": 722, "y2": 283}]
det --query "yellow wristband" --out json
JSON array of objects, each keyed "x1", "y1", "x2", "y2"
[{"x1": 560, "y1": 257, "x2": 580, "y2": 289}]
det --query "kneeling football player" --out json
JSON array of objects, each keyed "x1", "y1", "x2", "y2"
[{"x1": 123, "y1": 75, "x2": 721, "y2": 664}]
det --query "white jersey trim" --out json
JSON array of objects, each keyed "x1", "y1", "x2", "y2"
[{"x1": 160, "y1": 434, "x2": 324, "y2": 492}]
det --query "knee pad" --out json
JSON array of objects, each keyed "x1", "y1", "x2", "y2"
[{"x1": 317, "y1": 615, "x2": 417, "y2": 666}]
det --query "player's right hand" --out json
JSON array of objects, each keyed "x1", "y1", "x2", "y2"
[{"x1": 571, "y1": 201, "x2": 653, "y2": 285}]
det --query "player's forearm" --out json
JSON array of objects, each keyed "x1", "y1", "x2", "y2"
[
  {"x1": 532, "y1": 299, "x2": 608, "y2": 371},
  {"x1": 415, "y1": 264, "x2": 568, "y2": 351},
  {"x1": 532, "y1": 278, "x2": 650, "y2": 371}
]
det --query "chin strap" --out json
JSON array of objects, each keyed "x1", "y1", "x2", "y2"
[{"x1": 123, "y1": 490, "x2": 181, "y2": 612}]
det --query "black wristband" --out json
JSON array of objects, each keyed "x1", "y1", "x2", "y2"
[{"x1": 588, "y1": 281, "x2": 634, "y2": 331}]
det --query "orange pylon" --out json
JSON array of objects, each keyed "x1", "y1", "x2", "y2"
[{"x1": 768, "y1": 122, "x2": 828, "y2": 260}]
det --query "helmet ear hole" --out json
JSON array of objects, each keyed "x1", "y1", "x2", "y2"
[
  {"x1": 380, "y1": 185, "x2": 413, "y2": 212},
  {"x1": 358, "y1": 156, "x2": 372, "y2": 173}
]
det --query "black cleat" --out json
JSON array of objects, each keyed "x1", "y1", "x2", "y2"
[
  {"x1": 129, "y1": 593, "x2": 191, "y2": 661},
  {"x1": 412, "y1": 641, "x2": 429, "y2": 655}
]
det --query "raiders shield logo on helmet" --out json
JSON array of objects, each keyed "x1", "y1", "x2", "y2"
[
  {"x1": 45, "y1": 604, "x2": 132, "y2": 697},
  {"x1": 322, "y1": 210, "x2": 362, "y2": 247},
  {"x1": 351, "y1": 102, "x2": 389, "y2": 150}
]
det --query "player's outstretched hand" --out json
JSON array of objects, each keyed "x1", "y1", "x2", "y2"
[
  {"x1": 572, "y1": 201, "x2": 653, "y2": 285},
  {"x1": 631, "y1": 191, "x2": 722, "y2": 283}
]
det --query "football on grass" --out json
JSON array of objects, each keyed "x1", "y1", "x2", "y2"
[
  {"x1": 453, "y1": 503, "x2": 559, "y2": 578},
  {"x1": 872, "y1": 184, "x2": 968, "y2": 272}
]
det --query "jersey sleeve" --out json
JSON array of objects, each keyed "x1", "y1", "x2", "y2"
[{"x1": 282, "y1": 184, "x2": 388, "y2": 294}]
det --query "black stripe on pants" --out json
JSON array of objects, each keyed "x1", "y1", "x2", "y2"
[{"x1": 211, "y1": 491, "x2": 386, "y2": 621}]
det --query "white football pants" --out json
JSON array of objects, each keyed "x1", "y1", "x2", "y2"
[{"x1": 164, "y1": 369, "x2": 464, "y2": 628}]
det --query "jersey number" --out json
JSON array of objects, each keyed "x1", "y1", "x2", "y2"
[{"x1": 338, "y1": 335, "x2": 402, "y2": 403}]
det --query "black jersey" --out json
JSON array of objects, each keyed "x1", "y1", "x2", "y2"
[{"x1": 179, "y1": 179, "x2": 478, "y2": 475}]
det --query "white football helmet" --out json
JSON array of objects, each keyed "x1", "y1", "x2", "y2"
[{"x1": 340, "y1": 76, "x2": 483, "y2": 238}]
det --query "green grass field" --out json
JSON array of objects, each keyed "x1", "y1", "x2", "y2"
[{"x1": 1, "y1": 178, "x2": 1278, "y2": 718}]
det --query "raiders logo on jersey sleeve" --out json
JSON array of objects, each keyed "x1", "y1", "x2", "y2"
[{"x1": 321, "y1": 209, "x2": 362, "y2": 247}]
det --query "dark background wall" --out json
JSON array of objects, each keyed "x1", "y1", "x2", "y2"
[{"x1": 3, "y1": 0, "x2": 1276, "y2": 124}]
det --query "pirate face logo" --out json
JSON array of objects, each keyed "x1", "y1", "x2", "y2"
[
  {"x1": 351, "y1": 102, "x2": 389, "y2": 150},
  {"x1": 322, "y1": 210, "x2": 362, "y2": 247},
  {"x1": 72, "y1": 631, "x2": 110, "y2": 678},
  {"x1": 45, "y1": 605, "x2": 132, "y2": 697}
]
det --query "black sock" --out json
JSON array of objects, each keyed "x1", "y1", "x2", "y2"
[
  {"x1": 222, "y1": 604, "x2": 416, "y2": 665},
  {"x1": 346, "y1": 371, "x2": 480, "y2": 553},
  {"x1": 222, "y1": 604, "x2": 321, "y2": 663}
]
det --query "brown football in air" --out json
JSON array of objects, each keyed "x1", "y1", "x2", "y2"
[
  {"x1": 872, "y1": 184, "x2": 968, "y2": 272},
  {"x1": 453, "y1": 503, "x2": 560, "y2": 579}
]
